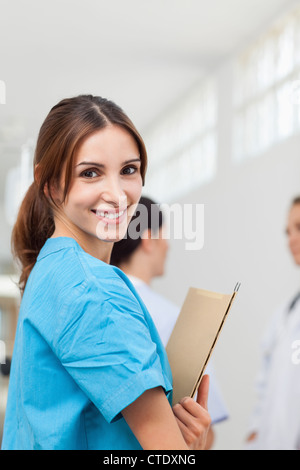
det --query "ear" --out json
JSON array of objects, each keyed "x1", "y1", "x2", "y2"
[
  {"x1": 34, "y1": 163, "x2": 48, "y2": 198},
  {"x1": 140, "y1": 229, "x2": 154, "y2": 253},
  {"x1": 35, "y1": 164, "x2": 61, "y2": 204},
  {"x1": 34, "y1": 163, "x2": 41, "y2": 186},
  {"x1": 43, "y1": 182, "x2": 52, "y2": 200}
]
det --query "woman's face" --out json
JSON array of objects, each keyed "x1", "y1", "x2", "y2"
[
  {"x1": 55, "y1": 124, "x2": 143, "y2": 244},
  {"x1": 287, "y1": 203, "x2": 300, "y2": 266}
]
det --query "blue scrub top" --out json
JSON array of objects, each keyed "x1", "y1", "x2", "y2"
[{"x1": 1, "y1": 237, "x2": 173, "y2": 450}]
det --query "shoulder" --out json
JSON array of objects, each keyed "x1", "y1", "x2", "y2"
[{"x1": 30, "y1": 237, "x2": 134, "y2": 306}]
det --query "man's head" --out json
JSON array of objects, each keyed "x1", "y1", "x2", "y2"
[{"x1": 110, "y1": 196, "x2": 169, "y2": 280}]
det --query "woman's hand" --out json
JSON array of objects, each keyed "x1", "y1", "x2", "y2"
[{"x1": 172, "y1": 375, "x2": 211, "y2": 450}]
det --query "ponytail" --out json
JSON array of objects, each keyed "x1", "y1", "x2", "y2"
[{"x1": 11, "y1": 182, "x2": 54, "y2": 294}]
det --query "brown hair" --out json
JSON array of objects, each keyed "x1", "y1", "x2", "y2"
[{"x1": 12, "y1": 95, "x2": 147, "y2": 293}]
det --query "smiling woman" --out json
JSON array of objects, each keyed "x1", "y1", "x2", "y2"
[
  {"x1": 51, "y1": 125, "x2": 143, "y2": 259},
  {"x1": 11, "y1": 95, "x2": 147, "y2": 292},
  {"x1": 1, "y1": 94, "x2": 211, "y2": 451}
]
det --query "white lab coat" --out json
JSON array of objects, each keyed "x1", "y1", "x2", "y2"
[
  {"x1": 246, "y1": 292, "x2": 300, "y2": 450},
  {"x1": 128, "y1": 275, "x2": 229, "y2": 425}
]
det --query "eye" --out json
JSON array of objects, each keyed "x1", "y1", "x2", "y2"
[
  {"x1": 122, "y1": 165, "x2": 138, "y2": 175},
  {"x1": 80, "y1": 169, "x2": 99, "y2": 178}
]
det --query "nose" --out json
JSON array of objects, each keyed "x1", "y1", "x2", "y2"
[{"x1": 100, "y1": 174, "x2": 127, "y2": 208}]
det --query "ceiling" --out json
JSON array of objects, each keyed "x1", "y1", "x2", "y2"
[{"x1": 0, "y1": 0, "x2": 297, "y2": 196}]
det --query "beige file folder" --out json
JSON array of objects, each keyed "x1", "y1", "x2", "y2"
[{"x1": 166, "y1": 283, "x2": 240, "y2": 405}]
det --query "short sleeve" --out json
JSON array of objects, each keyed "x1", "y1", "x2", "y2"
[{"x1": 53, "y1": 279, "x2": 172, "y2": 423}]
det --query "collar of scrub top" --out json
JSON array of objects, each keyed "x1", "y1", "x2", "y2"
[
  {"x1": 127, "y1": 274, "x2": 147, "y2": 288},
  {"x1": 288, "y1": 292, "x2": 300, "y2": 313}
]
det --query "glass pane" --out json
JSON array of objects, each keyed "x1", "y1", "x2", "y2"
[
  {"x1": 234, "y1": 63, "x2": 244, "y2": 107},
  {"x1": 244, "y1": 105, "x2": 258, "y2": 157},
  {"x1": 257, "y1": 38, "x2": 276, "y2": 92},
  {"x1": 233, "y1": 115, "x2": 245, "y2": 162},
  {"x1": 276, "y1": 21, "x2": 295, "y2": 80},
  {"x1": 248, "y1": 49, "x2": 261, "y2": 101},
  {"x1": 294, "y1": 12, "x2": 300, "y2": 65},
  {"x1": 257, "y1": 92, "x2": 275, "y2": 152},
  {"x1": 276, "y1": 82, "x2": 295, "y2": 139},
  {"x1": 143, "y1": 78, "x2": 218, "y2": 200}
]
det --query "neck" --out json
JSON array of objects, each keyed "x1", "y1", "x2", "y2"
[
  {"x1": 118, "y1": 259, "x2": 153, "y2": 285},
  {"x1": 51, "y1": 218, "x2": 113, "y2": 264}
]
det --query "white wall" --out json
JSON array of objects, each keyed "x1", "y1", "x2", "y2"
[{"x1": 151, "y1": 60, "x2": 300, "y2": 450}]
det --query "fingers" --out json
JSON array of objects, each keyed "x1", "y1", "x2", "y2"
[
  {"x1": 196, "y1": 374, "x2": 210, "y2": 410},
  {"x1": 173, "y1": 396, "x2": 211, "y2": 427},
  {"x1": 172, "y1": 374, "x2": 210, "y2": 422},
  {"x1": 172, "y1": 374, "x2": 211, "y2": 450},
  {"x1": 172, "y1": 398, "x2": 211, "y2": 450},
  {"x1": 173, "y1": 401, "x2": 206, "y2": 430}
]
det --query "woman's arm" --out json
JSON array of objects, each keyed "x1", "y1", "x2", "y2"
[
  {"x1": 122, "y1": 386, "x2": 189, "y2": 449},
  {"x1": 122, "y1": 375, "x2": 211, "y2": 450}
]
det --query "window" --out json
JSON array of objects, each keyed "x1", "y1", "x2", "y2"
[
  {"x1": 233, "y1": 7, "x2": 300, "y2": 162},
  {"x1": 143, "y1": 78, "x2": 217, "y2": 203}
]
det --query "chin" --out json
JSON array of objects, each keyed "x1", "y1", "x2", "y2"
[
  {"x1": 98, "y1": 234, "x2": 127, "y2": 243},
  {"x1": 156, "y1": 269, "x2": 164, "y2": 278},
  {"x1": 292, "y1": 254, "x2": 300, "y2": 266},
  {"x1": 96, "y1": 223, "x2": 128, "y2": 243}
]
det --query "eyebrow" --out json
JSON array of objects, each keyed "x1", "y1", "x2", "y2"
[{"x1": 76, "y1": 158, "x2": 141, "y2": 168}]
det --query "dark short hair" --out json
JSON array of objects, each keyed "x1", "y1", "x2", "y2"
[
  {"x1": 110, "y1": 196, "x2": 163, "y2": 267},
  {"x1": 292, "y1": 196, "x2": 300, "y2": 206}
]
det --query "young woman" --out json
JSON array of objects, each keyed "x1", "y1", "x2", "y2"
[{"x1": 1, "y1": 95, "x2": 211, "y2": 450}]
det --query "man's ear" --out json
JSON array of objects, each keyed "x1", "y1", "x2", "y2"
[{"x1": 140, "y1": 229, "x2": 154, "y2": 253}]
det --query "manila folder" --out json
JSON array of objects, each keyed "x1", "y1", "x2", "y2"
[{"x1": 166, "y1": 285, "x2": 239, "y2": 405}]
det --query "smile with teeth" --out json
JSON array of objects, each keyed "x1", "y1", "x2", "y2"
[
  {"x1": 98, "y1": 210, "x2": 125, "y2": 219},
  {"x1": 92, "y1": 208, "x2": 126, "y2": 222}
]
